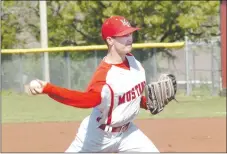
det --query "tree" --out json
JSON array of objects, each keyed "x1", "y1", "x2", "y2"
[
  {"x1": 1, "y1": 1, "x2": 21, "y2": 50},
  {"x1": 2, "y1": 1, "x2": 220, "y2": 49}
]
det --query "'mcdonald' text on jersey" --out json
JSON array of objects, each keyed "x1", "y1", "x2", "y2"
[{"x1": 118, "y1": 81, "x2": 146, "y2": 105}]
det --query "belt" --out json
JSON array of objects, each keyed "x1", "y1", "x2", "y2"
[{"x1": 98, "y1": 122, "x2": 130, "y2": 133}]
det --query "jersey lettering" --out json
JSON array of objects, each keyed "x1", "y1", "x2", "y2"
[
  {"x1": 131, "y1": 88, "x2": 136, "y2": 100},
  {"x1": 118, "y1": 81, "x2": 146, "y2": 105}
]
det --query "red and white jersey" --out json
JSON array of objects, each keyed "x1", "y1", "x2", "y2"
[
  {"x1": 87, "y1": 53, "x2": 146, "y2": 127},
  {"x1": 43, "y1": 53, "x2": 148, "y2": 127}
]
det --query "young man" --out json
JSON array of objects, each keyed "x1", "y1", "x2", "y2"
[{"x1": 27, "y1": 16, "x2": 160, "y2": 152}]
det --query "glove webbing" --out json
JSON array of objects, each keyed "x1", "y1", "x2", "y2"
[
  {"x1": 149, "y1": 82, "x2": 164, "y2": 112},
  {"x1": 159, "y1": 74, "x2": 175, "y2": 101},
  {"x1": 151, "y1": 78, "x2": 175, "y2": 108}
]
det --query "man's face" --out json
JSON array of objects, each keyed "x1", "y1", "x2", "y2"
[{"x1": 107, "y1": 33, "x2": 133, "y2": 55}]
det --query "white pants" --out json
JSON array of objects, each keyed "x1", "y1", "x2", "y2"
[{"x1": 65, "y1": 116, "x2": 159, "y2": 153}]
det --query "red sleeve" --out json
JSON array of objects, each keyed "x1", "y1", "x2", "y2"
[
  {"x1": 140, "y1": 96, "x2": 148, "y2": 110},
  {"x1": 42, "y1": 61, "x2": 111, "y2": 109},
  {"x1": 42, "y1": 83, "x2": 101, "y2": 108}
]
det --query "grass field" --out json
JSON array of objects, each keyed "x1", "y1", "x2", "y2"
[{"x1": 2, "y1": 91, "x2": 226, "y2": 123}]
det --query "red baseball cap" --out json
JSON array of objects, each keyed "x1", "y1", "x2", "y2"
[{"x1": 101, "y1": 16, "x2": 140, "y2": 40}]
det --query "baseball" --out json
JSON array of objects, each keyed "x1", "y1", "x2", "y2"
[{"x1": 29, "y1": 80, "x2": 41, "y2": 89}]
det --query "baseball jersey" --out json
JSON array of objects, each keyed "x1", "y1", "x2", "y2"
[{"x1": 43, "y1": 53, "x2": 148, "y2": 126}]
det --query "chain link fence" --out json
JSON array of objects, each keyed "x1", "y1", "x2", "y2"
[
  {"x1": 186, "y1": 40, "x2": 221, "y2": 96},
  {"x1": 1, "y1": 39, "x2": 222, "y2": 96}
]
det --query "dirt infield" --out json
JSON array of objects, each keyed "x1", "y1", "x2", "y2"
[{"x1": 2, "y1": 117, "x2": 226, "y2": 152}]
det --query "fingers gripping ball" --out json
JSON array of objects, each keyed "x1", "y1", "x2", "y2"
[
  {"x1": 145, "y1": 74, "x2": 177, "y2": 115},
  {"x1": 28, "y1": 80, "x2": 43, "y2": 95}
]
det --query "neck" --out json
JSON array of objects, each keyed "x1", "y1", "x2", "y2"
[{"x1": 105, "y1": 50, "x2": 126, "y2": 64}]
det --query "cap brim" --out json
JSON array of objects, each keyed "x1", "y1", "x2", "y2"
[{"x1": 113, "y1": 27, "x2": 140, "y2": 37}]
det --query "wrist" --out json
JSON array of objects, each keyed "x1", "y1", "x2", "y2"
[{"x1": 42, "y1": 83, "x2": 52, "y2": 94}]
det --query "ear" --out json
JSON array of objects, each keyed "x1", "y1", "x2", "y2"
[{"x1": 106, "y1": 37, "x2": 114, "y2": 46}]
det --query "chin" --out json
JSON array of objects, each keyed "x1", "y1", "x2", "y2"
[
  {"x1": 121, "y1": 50, "x2": 131, "y2": 55},
  {"x1": 125, "y1": 46, "x2": 132, "y2": 53}
]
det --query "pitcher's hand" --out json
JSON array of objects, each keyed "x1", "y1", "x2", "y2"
[{"x1": 25, "y1": 79, "x2": 47, "y2": 95}]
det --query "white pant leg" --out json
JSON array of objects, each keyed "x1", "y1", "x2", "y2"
[
  {"x1": 65, "y1": 116, "x2": 119, "y2": 153},
  {"x1": 118, "y1": 123, "x2": 159, "y2": 152},
  {"x1": 65, "y1": 116, "x2": 90, "y2": 153},
  {"x1": 65, "y1": 134, "x2": 83, "y2": 152}
]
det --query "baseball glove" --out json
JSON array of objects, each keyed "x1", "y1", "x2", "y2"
[{"x1": 145, "y1": 74, "x2": 177, "y2": 115}]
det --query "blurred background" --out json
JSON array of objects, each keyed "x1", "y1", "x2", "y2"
[{"x1": 1, "y1": 1, "x2": 226, "y2": 97}]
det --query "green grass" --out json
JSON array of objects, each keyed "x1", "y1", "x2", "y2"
[{"x1": 1, "y1": 91, "x2": 226, "y2": 123}]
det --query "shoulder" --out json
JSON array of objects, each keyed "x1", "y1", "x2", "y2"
[{"x1": 86, "y1": 61, "x2": 112, "y2": 91}]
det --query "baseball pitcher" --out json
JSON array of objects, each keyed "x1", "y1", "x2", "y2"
[{"x1": 25, "y1": 15, "x2": 177, "y2": 152}]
